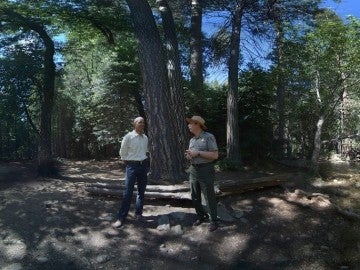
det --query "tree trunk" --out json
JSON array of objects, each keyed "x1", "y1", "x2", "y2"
[
  {"x1": 125, "y1": 0, "x2": 186, "y2": 182},
  {"x1": 311, "y1": 115, "x2": 324, "y2": 171},
  {"x1": 35, "y1": 24, "x2": 56, "y2": 176},
  {"x1": 157, "y1": 0, "x2": 189, "y2": 158},
  {"x1": 274, "y1": 20, "x2": 286, "y2": 160},
  {"x1": 267, "y1": 0, "x2": 286, "y2": 159},
  {"x1": 226, "y1": 3, "x2": 243, "y2": 166},
  {"x1": 133, "y1": 89, "x2": 147, "y2": 124},
  {"x1": 340, "y1": 69, "x2": 350, "y2": 158},
  {"x1": 190, "y1": 0, "x2": 204, "y2": 99},
  {"x1": 311, "y1": 70, "x2": 323, "y2": 172},
  {"x1": 57, "y1": 104, "x2": 68, "y2": 158},
  {"x1": 3, "y1": 9, "x2": 56, "y2": 175}
]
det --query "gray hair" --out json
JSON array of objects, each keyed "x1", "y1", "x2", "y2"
[{"x1": 133, "y1": 117, "x2": 144, "y2": 124}]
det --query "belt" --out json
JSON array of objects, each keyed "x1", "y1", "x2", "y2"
[
  {"x1": 191, "y1": 162, "x2": 213, "y2": 167},
  {"x1": 126, "y1": 159, "x2": 147, "y2": 165}
]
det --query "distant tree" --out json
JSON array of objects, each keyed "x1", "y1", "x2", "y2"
[
  {"x1": 208, "y1": 0, "x2": 260, "y2": 167},
  {"x1": 0, "y1": 34, "x2": 42, "y2": 159},
  {"x1": 282, "y1": 10, "x2": 360, "y2": 170},
  {"x1": 225, "y1": 0, "x2": 255, "y2": 167},
  {"x1": 306, "y1": 11, "x2": 360, "y2": 170},
  {"x1": 238, "y1": 65, "x2": 274, "y2": 163},
  {"x1": 0, "y1": 6, "x2": 56, "y2": 175},
  {"x1": 265, "y1": 0, "x2": 321, "y2": 159}
]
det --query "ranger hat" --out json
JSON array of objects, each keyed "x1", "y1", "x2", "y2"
[{"x1": 186, "y1": 115, "x2": 207, "y2": 130}]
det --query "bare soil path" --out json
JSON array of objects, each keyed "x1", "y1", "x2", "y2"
[{"x1": 0, "y1": 159, "x2": 359, "y2": 270}]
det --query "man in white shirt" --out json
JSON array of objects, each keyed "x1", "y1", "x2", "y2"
[{"x1": 112, "y1": 117, "x2": 148, "y2": 228}]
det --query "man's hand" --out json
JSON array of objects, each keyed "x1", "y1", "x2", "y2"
[
  {"x1": 185, "y1": 149, "x2": 197, "y2": 160},
  {"x1": 119, "y1": 160, "x2": 126, "y2": 170}
]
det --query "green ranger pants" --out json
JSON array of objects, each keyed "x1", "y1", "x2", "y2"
[{"x1": 189, "y1": 163, "x2": 217, "y2": 221}]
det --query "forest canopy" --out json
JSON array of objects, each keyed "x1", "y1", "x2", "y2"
[{"x1": 0, "y1": 0, "x2": 359, "y2": 180}]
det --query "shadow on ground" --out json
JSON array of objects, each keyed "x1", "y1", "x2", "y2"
[{"x1": 0, "y1": 160, "x2": 359, "y2": 270}]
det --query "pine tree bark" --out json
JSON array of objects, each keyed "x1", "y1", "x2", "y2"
[
  {"x1": 267, "y1": 1, "x2": 287, "y2": 159},
  {"x1": 274, "y1": 19, "x2": 286, "y2": 159},
  {"x1": 311, "y1": 70, "x2": 323, "y2": 172},
  {"x1": 190, "y1": 0, "x2": 204, "y2": 97},
  {"x1": 36, "y1": 25, "x2": 56, "y2": 176},
  {"x1": 125, "y1": 0, "x2": 186, "y2": 182},
  {"x1": 226, "y1": 3, "x2": 244, "y2": 166},
  {"x1": 340, "y1": 68, "x2": 350, "y2": 158},
  {"x1": 311, "y1": 115, "x2": 324, "y2": 172},
  {"x1": 157, "y1": 0, "x2": 189, "y2": 158}
]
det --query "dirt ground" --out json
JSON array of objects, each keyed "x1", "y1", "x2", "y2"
[{"x1": 0, "y1": 159, "x2": 359, "y2": 270}]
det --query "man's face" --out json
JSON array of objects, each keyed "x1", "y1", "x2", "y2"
[
  {"x1": 188, "y1": 121, "x2": 200, "y2": 134},
  {"x1": 134, "y1": 118, "x2": 145, "y2": 133}
]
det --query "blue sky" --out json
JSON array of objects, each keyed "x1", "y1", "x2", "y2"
[
  {"x1": 321, "y1": 0, "x2": 360, "y2": 20},
  {"x1": 206, "y1": 0, "x2": 360, "y2": 83}
]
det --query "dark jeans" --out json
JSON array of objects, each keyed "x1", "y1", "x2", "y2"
[
  {"x1": 118, "y1": 162, "x2": 147, "y2": 221},
  {"x1": 189, "y1": 163, "x2": 217, "y2": 222}
]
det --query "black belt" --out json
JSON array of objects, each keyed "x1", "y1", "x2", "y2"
[
  {"x1": 191, "y1": 162, "x2": 213, "y2": 167},
  {"x1": 126, "y1": 160, "x2": 147, "y2": 165}
]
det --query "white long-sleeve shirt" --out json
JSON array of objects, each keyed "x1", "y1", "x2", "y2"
[{"x1": 119, "y1": 130, "x2": 148, "y2": 161}]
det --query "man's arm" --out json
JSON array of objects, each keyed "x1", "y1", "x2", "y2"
[
  {"x1": 186, "y1": 149, "x2": 218, "y2": 160},
  {"x1": 197, "y1": 150, "x2": 218, "y2": 160},
  {"x1": 119, "y1": 134, "x2": 130, "y2": 160}
]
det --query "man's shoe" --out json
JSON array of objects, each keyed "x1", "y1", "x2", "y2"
[
  {"x1": 208, "y1": 222, "x2": 218, "y2": 232},
  {"x1": 193, "y1": 215, "x2": 209, "y2": 226},
  {"x1": 193, "y1": 219, "x2": 203, "y2": 226},
  {"x1": 135, "y1": 214, "x2": 143, "y2": 222},
  {"x1": 112, "y1": 219, "x2": 123, "y2": 228}
]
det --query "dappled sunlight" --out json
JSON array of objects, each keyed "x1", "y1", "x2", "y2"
[
  {"x1": 158, "y1": 241, "x2": 191, "y2": 256},
  {"x1": 0, "y1": 232, "x2": 27, "y2": 261},
  {"x1": 258, "y1": 196, "x2": 299, "y2": 220},
  {"x1": 229, "y1": 198, "x2": 256, "y2": 213},
  {"x1": 284, "y1": 189, "x2": 333, "y2": 211},
  {"x1": 59, "y1": 159, "x2": 124, "y2": 182},
  {"x1": 71, "y1": 226, "x2": 112, "y2": 249},
  {"x1": 214, "y1": 234, "x2": 250, "y2": 262},
  {"x1": 1, "y1": 160, "x2": 359, "y2": 269},
  {"x1": 312, "y1": 178, "x2": 355, "y2": 188},
  {"x1": 251, "y1": 244, "x2": 278, "y2": 263}
]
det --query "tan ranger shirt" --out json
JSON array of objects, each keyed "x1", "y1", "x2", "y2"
[{"x1": 189, "y1": 131, "x2": 218, "y2": 164}]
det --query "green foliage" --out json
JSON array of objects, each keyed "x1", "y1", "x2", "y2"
[
  {"x1": 185, "y1": 65, "x2": 275, "y2": 166},
  {"x1": 54, "y1": 31, "x2": 140, "y2": 159},
  {"x1": 238, "y1": 65, "x2": 274, "y2": 163},
  {"x1": 273, "y1": 11, "x2": 360, "y2": 161},
  {"x1": 1, "y1": 0, "x2": 359, "y2": 166},
  {"x1": 184, "y1": 80, "x2": 227, "y2": 147},
  {"x1": 0, "y1": 32, "x2": 42, "y2": 159},
  {"x1": 210, "y1": 27, "x2": 231, "y2": 66}
]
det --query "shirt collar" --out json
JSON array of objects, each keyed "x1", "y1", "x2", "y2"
[
  {"x1": 132, "y1": 130, "x2": 143, "y2": 136},
  {"x1": 194, "y1": 131, "x2": 204, "y2": 139}
]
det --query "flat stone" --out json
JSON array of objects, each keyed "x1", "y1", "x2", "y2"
[
  {"x1": 217, "y1": 203, "x2": 235, "y2": 222},
  {"x1": 157, "y1": 215, "x2": 170, "y2": 231},
  {"x1": 1, "y1": 263, "x2": 23, "y2": 270},
  {"x1": 171, "y1": 224, "x2": 183, "y2": 235}
]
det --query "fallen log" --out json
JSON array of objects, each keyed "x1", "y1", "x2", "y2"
[
  {"x1": 217, "y1": 174, "x2": 289, "y2": 193},
  {"x1": 333, "y1": 205, "x2": 360, "y2": 221},
  {"x1": 85, "y1": 187, "x2": 191, "y2": 200},
  {"x1": 86, "y1": 182, "x2": 189, "y2": 193},
  {"x1": 85, "y1": 173, "x2": 291, "y2": 199}
]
